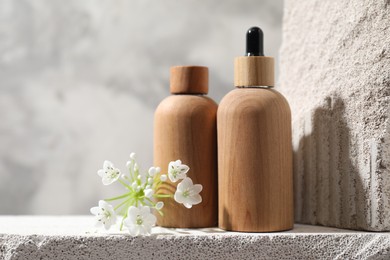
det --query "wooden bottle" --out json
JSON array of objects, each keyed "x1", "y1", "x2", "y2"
[
  {"x1": 154, "y1": 66, "x2": 218, "y2": 228},
  {"x1": 218, "y1": 27, "x2": 293, "y2": 232}
]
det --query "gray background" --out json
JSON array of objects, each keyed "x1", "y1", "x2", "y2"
[{"x1": 0, "y1": 0, "x2": 283, "y2": 214}]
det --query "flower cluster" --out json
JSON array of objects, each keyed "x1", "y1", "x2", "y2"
[{"x1": 90, "y1": 153, "x2": 202, "y2": 236}]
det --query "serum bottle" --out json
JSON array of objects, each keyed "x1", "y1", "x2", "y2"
[
  {"x1": 218, "y1": 27, "x2": 293, "y2": 232},
  {"x1": 154, "y1": 66, "x2": 218, "y2": 228}
]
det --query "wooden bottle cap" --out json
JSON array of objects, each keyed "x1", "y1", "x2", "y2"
[
  {"x1": 234, "y1": 56, "x2": 274, "y2": 87},
  {"x1": 170, "y1": 66, "x2": 208, "y2": 94}
]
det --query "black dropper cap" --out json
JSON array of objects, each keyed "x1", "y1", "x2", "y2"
[
  {"x1": 235, "y1": 26, "x2": 274, "y2": 87},
  {"x1": 246, "y1": 27, "x2": 264, "y2": 56}
]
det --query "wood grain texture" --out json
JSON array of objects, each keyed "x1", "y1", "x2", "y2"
[
  {"x1": 234, "y1": 56, "x2": 274, "y2": 87},
  {"x1": 217, "y1": 88, "x2": 293, "y2": 232},
  {"x1": 154, "y1": 95, "x2": 218, "y2": 228},
  {"x1": 170, "y1": 66, "x2": 208, "y2": 94}
]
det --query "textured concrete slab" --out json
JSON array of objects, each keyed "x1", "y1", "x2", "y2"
[
  {"x1": 0, "y1": 216, "x2": 390, "y2": 259},
  {"x1": 279, "y1": 0, "x2": 390, "y2": 230}
]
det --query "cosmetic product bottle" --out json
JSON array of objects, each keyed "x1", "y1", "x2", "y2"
[
  {"x1": 154, "y1": 66, "x2": 218, "y2": 228},
  {"x1": 217, "y1": 27, "x2": 293, "y2": 232}
]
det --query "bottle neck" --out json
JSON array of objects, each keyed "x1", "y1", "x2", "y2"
[
  {"x1": 236, "y1": 86, "x2": 273, "y2": 89},
  {"x1": 171, "y1": 93, "x2": 207, "y2": 96}
]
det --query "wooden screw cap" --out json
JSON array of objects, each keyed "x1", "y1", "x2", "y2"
[
  {"x1": 170, "y1": 66, "x2": 208, "y2": 94},
  {"x1": 234, "y1": 56, "x2": 274, "y2": 87}
]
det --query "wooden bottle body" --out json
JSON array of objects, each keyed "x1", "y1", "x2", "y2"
[
  {"x1": 154, "y1": 94, "x2": 218, "y2": 228},
  {"x1": 217, "y1": 88, "x2": 293, "y2": 232}
]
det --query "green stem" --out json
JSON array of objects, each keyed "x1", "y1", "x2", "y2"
[
  {"x1": 114, "y1": 197, "x2": 132, "y2": 211},
  {"x1": 154, "y1": 194, "x2": 173, "y2": 198},
  {"x1": 104, "y1": 191, "x2": 132, "y2": 201},
  {"x1": 145, "y1": 197, "x2": 154, "y2": 205},
  {"x1": 129, "y1": 161, "x2": 135, "y2": 181},
  {"x1": 120, "y1": 211, "x2": 128, "y2": 231},
  {"x1": 154, "y1": 180, "x2": 162, "y2": 188},
  {"x1": 118, "y1": 179, "x2": 132, "y2": 189}
]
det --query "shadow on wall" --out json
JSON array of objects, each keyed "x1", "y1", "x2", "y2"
[{"x1": 294, "y1": 95, "x2": 371, "y2": 230}]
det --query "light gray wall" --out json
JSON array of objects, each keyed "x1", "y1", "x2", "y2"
[{"x1": 0, "y1": 0, "x2": 283, "y2": 214}]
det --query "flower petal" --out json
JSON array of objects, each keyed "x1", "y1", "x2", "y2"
[
  {"x1": 174, "y1": 191, "x2": 186, "y2": 204},
  {"x1": 90, "y1": 207, "x2": 99, "y2": 215},
  {"x1": 138, "y1": 225, "x2": 150, "y2": 236},
  {"x1": 144, "y1": 214, "x2": 157, "y2": 226},
  {"x1": 102, "y1": 177, "x2": 114, "y2": 185},
  {"x1": 179, "y1": 165, "x2": 190, "y2": 174},
  {"x1": 128, "y1": 225, "x2": 140, "y2": 236},
  {"x1": 183, "y1": 203, "x2": 193, "y2": 209},
  {"x1": 97, "y1": 169, "x2": 104, "y2": 177},
  {"x1": 175, "y1": 160, "x2": 182, "y2": 166},
  {"x1": 188, "y1": 194, "x2": 202, "y2": 205},
  {"x1": 98, "y1": 200, "x2": 108, "y2": 208},
  {"x1": 168, "y1": 172, "x2": 178, "y2": 183},
  {"x1": 139, "y1": 206, "x2": 151, "y2": 216},
  {"x1": 178, "y1": 177, "x2": 193, "y2": 190},
  {"x1": 127, "y1": 206, "x2": 140, "y2": 221},
  {"x1": 103, "y1": 160, "x2": 113, "y2": 169},
  {"x1": 192, "y1": 184, "x2": 203, "y2": 194}
]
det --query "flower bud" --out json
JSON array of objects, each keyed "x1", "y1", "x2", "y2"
[
  {"x1": 144, "y1": 189, "x2": 154, "y2": 198},
  {"x1": 156, "y1": 201, "x2": 164, "y2": 210},
  {"x1": 160, "y1": 174, "x2": 167, "y2": 182},
  {"x1": 148, "y1": 167, "x2": 156, "y2": 176},
  {"x1": 126, "y1": 161, "x2": 131, "y2": 169},
  {"x1": 130, "y1": 153, "x2": 136, "y2": 160}
]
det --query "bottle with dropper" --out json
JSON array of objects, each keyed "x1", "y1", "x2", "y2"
[{"x1": 217, "y1": 27, "x2": 293, "y2": 232}]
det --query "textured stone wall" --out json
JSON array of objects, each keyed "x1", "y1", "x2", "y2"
[
  {"x1": 0, "y1": 0, "x2": 283, "y2": 214},
  {"x1": 280, "y1": 0, "x2": 390, "y2": 230}
]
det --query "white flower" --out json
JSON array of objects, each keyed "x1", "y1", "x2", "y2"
[
  {"x1": 97, "y1": 160, "x2": 121, "y2": 185},
  {"x1": 124, "y1": 206, "x2": 156, "y2": 236},
  {"x1": 90, "y1": 200, "x2": 116, "y2": 230},
  {"x1": 168, "y1": 160, "x2": 190, "y2": 182},
  {"x1": 155, "y1": 201, "x2": 164, "y2": 210},
  {"x1": 155, "y1": 167, "x2": 161, "y2": 174},
  {"x1": 174, "y1": 177, "x2": 202, "y2": 209},
  {"x1": 160, "y1": 174, "x2": 167, "y2": 182}
]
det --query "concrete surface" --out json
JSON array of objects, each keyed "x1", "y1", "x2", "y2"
[
  {"x1": 279, "y1": 0, "x2": 390, "y2": 230},
  {"x1": 1, "y1": 216, "x2": 390, "y2": 259}
]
